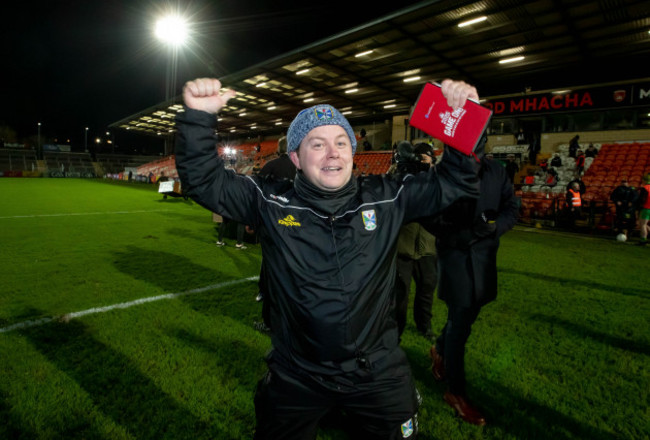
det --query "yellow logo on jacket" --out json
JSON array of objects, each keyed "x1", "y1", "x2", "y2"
[{"x1": 278, "y1": 215, "x2": 301, "y2": 227}]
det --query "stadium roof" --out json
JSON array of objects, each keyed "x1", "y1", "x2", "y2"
[{"x1": 109, "y1": 0, "x2": 650, "y2": 139}]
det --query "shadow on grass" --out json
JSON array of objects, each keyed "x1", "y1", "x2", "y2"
[
  {"x1": 160, "y1": 210, "x2": 213, "y2": 226},
  {"x1": 170, "y1": 327, "x2": 265, "y2": 388},
  {"x1": 499, "y1": 268, "x2": 649, "y2": 299},
  {"x1": 112, "y1": 246, "x2": 234, "y2": 293},
  {"x1": 21, "y1": 319, "x2": 224, "y2": 439},
  {"x1": 403, "y1": 345, "x2": 615, "y2": 440},
  {"x1": 179, "y1": 285, "x2": 264, "y2": 329},
  {"x1": 471, "y1": 378, "x2": 616, "y2": 440},
  {"x1": 529, "y1": 313, "x2": 650, "y2": 356},
  {"x1": 166, "y1": 226, "x2": 217, "y2": 245},
  {"x1": 156, "y1": 197, "x2": 194, "y2": 206},
  {"x1": 0, "y1": 388, "x2": 37, "y2": 439}
]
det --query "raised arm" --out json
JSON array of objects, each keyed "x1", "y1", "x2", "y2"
[{"x1": 182, "y1": 78, "x2": 237, "y2": 114}]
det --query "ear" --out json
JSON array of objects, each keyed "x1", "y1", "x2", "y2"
[{"x1": 289, "y1": 151, "x2": 301, "y2": 169}]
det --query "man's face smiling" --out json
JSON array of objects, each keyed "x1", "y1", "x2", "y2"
[{"x1": 289, "y1": 125, "x2": 353, "y2": 191}]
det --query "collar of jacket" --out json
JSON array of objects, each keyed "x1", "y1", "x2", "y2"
[{"x1": 293, "y1": 171, "x2": 358, "y2": 216}]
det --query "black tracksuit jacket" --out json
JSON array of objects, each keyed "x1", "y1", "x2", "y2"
[{"x1": 175, "y1": 107, "x2": 480, "y2": 376}]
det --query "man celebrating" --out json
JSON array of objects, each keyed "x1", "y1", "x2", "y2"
[{"x1": 175, "y1": 77, "x2": 482, "y2": 439}]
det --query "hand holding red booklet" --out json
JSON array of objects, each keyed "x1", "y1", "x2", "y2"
[{"x1": 409, "y1": 82, "x2": 492, "y2": 155}]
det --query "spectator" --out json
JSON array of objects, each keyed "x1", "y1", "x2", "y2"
[
  {"x1": 575, "y1": 150, "x2": 586, "y2": 175},
  {"x1": 215, "y1": 217, "x2": 247, "y2": 249},
  {"x1": 527, "y1": 133, "x2": 540, "y2": 165},
  {"x1": 504, "y1": 154, "x2": 519, "y2": 185},
  {"x1": 565, "y1": 182, "x2": 583, "y2": 229},
  {"x1": 569, "y1": 135, "x2": 580, "y2": 158},
  {"x1": 358, "y1": 128, "x2": 373, "y2": 151},
  {"x1": 544, "y1": 168, "x2": 558, "y2": 187},
  {"x1": 175, "y1": 77, "x2": 482, "y2": 439},
  {"x1": 257, "y1": 136, "x2": 296, "y2": 182},
  {"x1": 637, "y1": 174, "x2": 650, "y2": 245},
  {"x1": 567, "y1": 175, "x2": 586, "y2": 195},
  {"x1": 610, "y1": 179, "x2": 638, "y2": 239},
  {"x1": 393, "y1": 142, "x2": 438, "y2": 340},
  {"x1": 523, "y1": 169, "x2": 536, "y2": 185},
  {"x1": 585, "y1": 143, "x2": 598, "y2": 158},
  {"x1": 550, "y1": 153, "x2": 562, "y2": 168},
  {"x1": 424, "y1": 153, "x2": 518, "y2": 426},
  {"x1": 539, "y1": 158, "x2": 548, "y2": 173},
  {"x1": 515, "y1": 128, "x2": 527, "y2": 145}
]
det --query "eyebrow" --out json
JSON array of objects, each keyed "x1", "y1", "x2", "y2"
[{"x1": 306, "y1": 133, "x2": 349, "y2": 142}]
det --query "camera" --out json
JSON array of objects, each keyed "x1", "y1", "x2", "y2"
[{"x1": 395, "y1": 141, "x2": 432, "y2": 174}]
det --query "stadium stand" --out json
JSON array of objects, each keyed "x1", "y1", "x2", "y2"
[
  {"x1": 136, "y1": 156, "x2": 178, "y2": 180},
  {"x1": 353, "y1": 151, "x2": 393, "y2": 176},
  {"x1": 0, "y1": 148, "x2": 38, "y2": 172},
  {"x1": 581, "y1": 142, "x2": 650, "y2": 201},
  {"x1": 516, "y1": 141, "x2": 650, "y2": 230},
  {"x1": 96, "y1": 153, "x2": 162, "y2": 174},
  {"x1": 43, "y1": 151, "x2": 95, "y2": 174}
]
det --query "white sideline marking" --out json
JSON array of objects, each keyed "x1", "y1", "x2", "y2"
[
  {"x1": 0, "y1": 209, "x2": 170, "y2": 220},
  {"x1": 0, "y1": 276, "x2": 259, "y2": 334}
]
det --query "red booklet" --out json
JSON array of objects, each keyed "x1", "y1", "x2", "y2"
[{"x1": 409, "y1": 82, "x2": 493, "y2": 155}]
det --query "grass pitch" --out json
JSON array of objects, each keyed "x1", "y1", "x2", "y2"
[{"x1": 0, "y1": 178, "x2": 648, "y2": 439}]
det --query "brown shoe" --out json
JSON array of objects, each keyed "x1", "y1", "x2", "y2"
[
  {"x1": 429, "y1": 346, "x2": 445, "y2": 381},
  {"x1": 443, "y1": 391, "x2": 487, "y2": 426}
]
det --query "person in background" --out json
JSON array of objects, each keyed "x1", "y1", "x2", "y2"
[
  {"x1": 515, "y1": 128, "x2": 527, "y2": 145},
  {"x1": 567, "y1": 175, "x2": 586, "y2": 195},
  {"x1": 392, "y1": 142, "x2": 438, "y2": 341},
  {"x1": 504, "y1": 154, "x2": 519, "y2": 185},
  {"x1": 610, "y1": 179, "x2": 638, "y2": 240},
  {"x1": 569, "y1": 135, "x2": 580, "y2": 158},
  {"x1": 585, "y1": 143, "x2": 598, "y2": 158},
  {"x1": 527, "y1": 133, "x2": 540, "y2": 165},
  {"x1": 258, "y1": 136, "x2": 296, "y2": 182},
  {"x1": 550, "y1": 153, "x2": 562, "y2": 168},
  {"x1": 175, "y1": 76, "x2": 482, "y2": 439},
  {"x1": 215, "y1": 217, "x2": 247, "y2": 249},
  {"x1": 424, "y1": 152, "x2": 518, "y2": 426},
  {"x1": 575, "y1": 150, "x2": 586, "y2": 175},
  {"x1": 565, "y1": 182, "x2": 583, "y2": 230},
  {"x1": 636, "y1": 174, "x2": 650, "y2": 246}
]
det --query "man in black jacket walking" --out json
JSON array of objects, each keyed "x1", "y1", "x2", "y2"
[
  {"x1": 427, "y1": 155, "x2": 518, "y2": 426},
  {"x1": 175, "y1": 77, "x2": 482, "y2": 439}
]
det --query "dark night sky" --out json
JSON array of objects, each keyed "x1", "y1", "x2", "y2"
[{"x1": 1, "y1": 0, "x2": 424, "y2": 150}]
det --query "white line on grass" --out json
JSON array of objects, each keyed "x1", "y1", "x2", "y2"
[
  {"x1": 0, "y1": 209, "x2": 171, "y2": 220},
  {"x1": 0, "y1": 276, "x2": 259, "y2": 334}
]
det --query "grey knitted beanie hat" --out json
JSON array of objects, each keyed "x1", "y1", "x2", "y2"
[{"x1": 287, "y1": 104, "x2": 357, "y2": 154}]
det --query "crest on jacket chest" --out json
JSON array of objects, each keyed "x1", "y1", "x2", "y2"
[{"x1": 362, "y1": 209, "x2": 377, "y2": 231}]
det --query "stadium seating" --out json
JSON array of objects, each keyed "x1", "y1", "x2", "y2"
[
  {"x1": 0, "y1": 148, "x2": 38, "y2": 171},
  {"x1": 353, "y1": 151, "x2": 393, "y2": 176},
  {"x1": 43, "y1": 151, "x2": 95, "y2": 174},
  {"x1": 96, "y1": 153, "x2": 162, "y2": 174},
  {"x1": 582, "y1": 142, "x2": 650, "y2": 202}
]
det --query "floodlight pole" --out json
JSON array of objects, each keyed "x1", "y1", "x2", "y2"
[
  {"x1": 84, "y1": 127, "x2": 89, "y2": 153},
  {"x1": 37, "y1": 122, "x2": 41, "y2": 159}
]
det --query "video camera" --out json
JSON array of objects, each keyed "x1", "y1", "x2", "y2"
[{"x1": 395, "y1": 141, "x2": 432, "y2": 175}]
